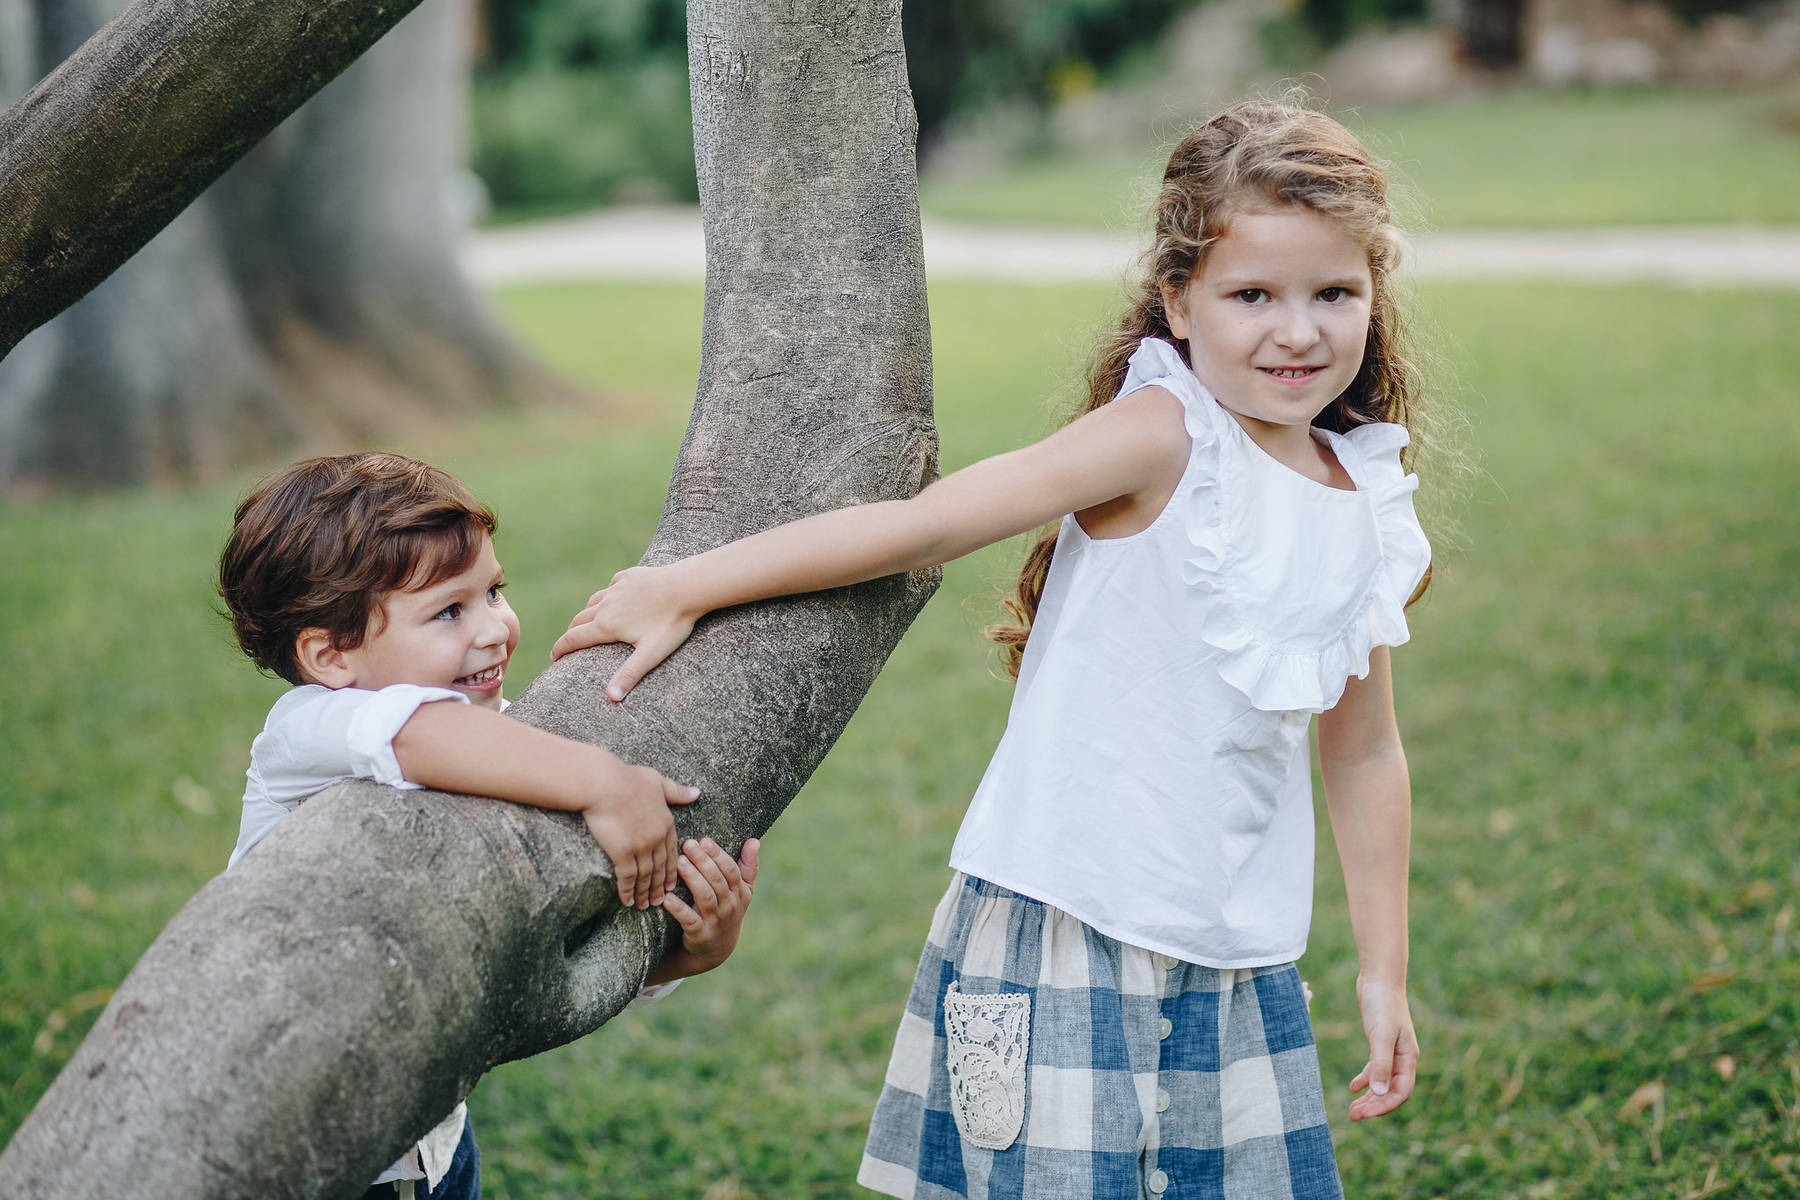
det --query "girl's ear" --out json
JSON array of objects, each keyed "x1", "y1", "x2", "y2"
[
  {"x1": 294, "y1": 628, "x2": 356, "y2": 690},
  {"x1": 1160, "y1": 281, "x2": 1191, "y2": 342}
]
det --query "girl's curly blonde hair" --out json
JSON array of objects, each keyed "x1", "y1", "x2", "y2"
[{"x1": 989, "y1": 97, "x2": 1429, "y2": 677}]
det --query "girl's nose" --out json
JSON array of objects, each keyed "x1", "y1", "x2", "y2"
[{"x1": 1274, "y1": 302, "x2": 1321, "y2": 350}]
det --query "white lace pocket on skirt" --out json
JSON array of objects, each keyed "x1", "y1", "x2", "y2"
[{"x1": 942, "y1": 981, "x2": 1031, "y2": 1150}]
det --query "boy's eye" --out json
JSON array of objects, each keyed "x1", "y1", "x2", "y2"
[
  {"x1": 1234, "y1": 289, "x2": 1266, "y2": 304},
  {"x1": 487, "y1": 583, "x2": 507, "y2": 604},
  {"x1": 433, "y1": 603, "x2": 462, "y2": 621}
]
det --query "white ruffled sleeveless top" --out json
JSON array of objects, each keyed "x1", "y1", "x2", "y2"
[{"x1": 948, "y1": 337, "x2": 1431, "y2": 968}]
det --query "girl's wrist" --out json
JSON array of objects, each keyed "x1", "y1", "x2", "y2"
[{"x1": 1357, "y1": 964, "x2": 1408, "y2": 992}]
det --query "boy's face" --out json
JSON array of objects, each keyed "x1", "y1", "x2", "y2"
[{"x1": 334, "y1": 535, "x2": 520, "y2": 711}]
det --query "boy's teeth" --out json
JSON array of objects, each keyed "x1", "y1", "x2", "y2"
[{"x1": 460, "y1": 666, "x2": 499, "y2": 684}]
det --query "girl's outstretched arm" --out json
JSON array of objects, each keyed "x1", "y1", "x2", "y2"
[
  {"x1": 1317, "y1": 645, "x2": 1419, "y2": 1121},
  {"x1": 551, "y1": 385, "x2": 1192, "y2": 698}
]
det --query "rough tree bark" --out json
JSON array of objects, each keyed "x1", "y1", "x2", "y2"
[
  {"x1": 0, "y1": 1, "x2": 934, "y2": 1197},
  {"x1": 0, "y1": 0, "x2": 532, "y2": 491}
]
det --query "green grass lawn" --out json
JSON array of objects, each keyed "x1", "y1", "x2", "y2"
[
  {"x1": 2, "y1": 278, "x2": 1797, "y2": 1197},
  {"x1": 920, "y1": 85, "x2": 1800, "y2": 231}
]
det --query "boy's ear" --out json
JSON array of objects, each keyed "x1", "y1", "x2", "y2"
[{"x1": 294, "y1": 628, "x2": 356, "y2": 689}]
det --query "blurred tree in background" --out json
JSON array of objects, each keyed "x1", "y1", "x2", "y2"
[
  {"x1": 467, "y1": 0, "x2": 1219, "y2": 214},
  {"x1": 470, "y1": 0, "x2": 697, "y2": 214},
  {"x1": 0, "y1": 0, "x2": 536, "y2": 492}
]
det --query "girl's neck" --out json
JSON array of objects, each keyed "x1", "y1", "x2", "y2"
[{"x1": 1226, "y1": 409, "x2": 1355, "y2": 491}]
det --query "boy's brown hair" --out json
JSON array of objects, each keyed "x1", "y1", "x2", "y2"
[{"x1": 219, "y1": 452, "x2": 498, "y2": 685}]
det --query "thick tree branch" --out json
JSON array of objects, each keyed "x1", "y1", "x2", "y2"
[{"x1": 0, "y1": 0, "x2": 429, "y2": 360}]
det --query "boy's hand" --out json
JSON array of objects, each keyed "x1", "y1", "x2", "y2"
[
  {"x1": 550, "y1": 566, "x2": 698, "y2": 701},
  {"x1": 582, "y1": 766, "x2": 700, "y2": 910},
  {"x1": 658, "y1": 837, "x2": 759, "y2": 976},
  {"x1": 1348, "y1": 975, "x2": 1418, "y2": 1121}
]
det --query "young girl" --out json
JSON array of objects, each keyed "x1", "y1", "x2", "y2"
[{"x1": 554, "y1": 99, "x2": 1431, "y2": 1199}]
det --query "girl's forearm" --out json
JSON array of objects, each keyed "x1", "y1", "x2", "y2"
[
  {"x1": 1322, "y1": 749, "x2": 1412, "y2": 985},
  {"x1": 660, "y1": 402, "x2": 1189, "y2": 619},
  {"x1": 664, "y1": 497, "x2": 940, "y2": 617}
]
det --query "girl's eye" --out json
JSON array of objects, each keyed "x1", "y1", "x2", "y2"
[
  {"x1": 433, "y1": 603, "x2": 462, "y2": 621},
  {"x1": 487, "y1": 583, "x2": 507, "y2": 604},
  {"x1": 1319, "y1": 286, "x2": 1349, "y2": 302},
  {"x1": 1234, "y1": 289, "x2": 1266, "y2": 304}
]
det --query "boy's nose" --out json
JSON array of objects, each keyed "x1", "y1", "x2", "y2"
[{"x1": 474, "y1": 603, "x2": 513, "y2": 647}]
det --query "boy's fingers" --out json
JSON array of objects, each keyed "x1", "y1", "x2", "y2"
[
  {"x1": 738, "y1": 838, "x2": 760, "y2": 887},
  {"x1": 648, "y1": 842, "x2": 672, "y2": 907},
  {"x1": 663, "y1": 777, "x2": 700, "y2": 806},
  {"x1": 614, "y1": 857, "x2": 637, "y2": 907}
]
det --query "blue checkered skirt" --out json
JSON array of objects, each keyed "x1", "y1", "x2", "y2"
[{"x1": 858, "y1": 874, "x2": 1343, "y2": 1200}]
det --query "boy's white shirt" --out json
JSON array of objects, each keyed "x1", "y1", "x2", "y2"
[{"x1": 230, "y1": 683, "x2": 677, "y2": 1188}]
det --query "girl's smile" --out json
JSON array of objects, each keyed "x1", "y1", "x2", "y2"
[{"x1": 1163, "y1": 205, "x2": 1373, "y2": 465}]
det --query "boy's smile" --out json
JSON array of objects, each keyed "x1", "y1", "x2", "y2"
[{"x1": 331, "y1": 535, "x2": 520, "y2": 711}]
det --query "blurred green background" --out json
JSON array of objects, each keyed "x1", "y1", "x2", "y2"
[{"x1": 4, "y1": 0, "x2": 1800, "y2": 1196}]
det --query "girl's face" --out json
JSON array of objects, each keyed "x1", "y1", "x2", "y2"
[{"x1": 1163, "y1": 206, "x2": 1373, "y2": 442}]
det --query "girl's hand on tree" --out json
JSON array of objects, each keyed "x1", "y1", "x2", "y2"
[
  {"x1": 550, "y1": 566, "x2": 699, "y2": 699},
  {"x1": 1348, "y1": 974, "x2": 1418, "y2": 1121},
  {"x1": 659, "y1": 837, "x2": 759, "y2": 975}
]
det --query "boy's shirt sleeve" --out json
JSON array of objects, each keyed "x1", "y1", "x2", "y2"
[{"x1": 229, "y1": 684, "x2": 468, "y2": 869}]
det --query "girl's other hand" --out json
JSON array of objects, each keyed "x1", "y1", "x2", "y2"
[
  {"x1": 1348, "y1": 974, "x2": 1418, "y2": 1120},
  {"x1": 550, "y1": 565, "x2": 698, "y2": 700}
]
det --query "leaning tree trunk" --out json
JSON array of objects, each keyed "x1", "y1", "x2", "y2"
[
  {"x1": 0, "y1": 1, "x2": 934, "y2": 1196},
  {"x1": 0, "y1": 0, "x2": 534, "y2": 492}
]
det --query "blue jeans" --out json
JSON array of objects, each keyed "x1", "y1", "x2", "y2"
[{"x1": 360, "y1": 1114, "x2": 480, "y2": 1200}]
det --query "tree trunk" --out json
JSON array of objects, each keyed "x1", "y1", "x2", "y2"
[
  {"x1": 0, "y1": 0, "x2": 536, "y2": 492},
  {"x1": 0, "y1": 1, "x2": 934, "y2": 1196}
]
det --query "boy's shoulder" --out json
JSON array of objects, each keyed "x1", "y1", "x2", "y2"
[{"x1": 263, "y1": 683, "x2": 336, "y2": 728}]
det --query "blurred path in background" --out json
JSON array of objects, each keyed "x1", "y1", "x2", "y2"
[{"x1": 466, "y1": 206, "x2": 1800, "y2": 288}]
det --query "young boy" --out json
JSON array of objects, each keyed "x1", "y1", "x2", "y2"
[{"x1": 218, "y1": 451, "x2": 757, "y2": 1200}]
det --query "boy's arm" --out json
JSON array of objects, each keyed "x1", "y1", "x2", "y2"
[
  {"x1": 1317, "y1": 646, "x2": 1417, "y2": 1122},
  {"x1": 645, "y1": 837, "x2": 759, "y2": 985},
  {"x1": 391, "y1": 702, "x2": 698, "y2": 910}
]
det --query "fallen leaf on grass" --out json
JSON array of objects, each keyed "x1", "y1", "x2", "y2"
[
  {"x1": 1730, "y1": 880, "x2": 1776, "y2": 912},
  {"x1": 1619, "y1": 1081, "x2": 1667, "y2": 1164},
  {"x1": 172, "y1": 776, "x2": 214, "y2": 815},
  {"x1": 31, "y1": 988, "x2": 116, "y2": 1056},
  {"x1": 1687, "y1": 969, "x2": 1734, "y2": 993},
  {"x1": 1620, "y1": 1080, "x2": 1665, "y2": 1118},
  {"x1": 1713, "y1": 1055, "x2": 1735, "y2": 1082}
]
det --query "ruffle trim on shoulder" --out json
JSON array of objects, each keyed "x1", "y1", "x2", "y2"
[
  {"x1": 1171, "y1": 396, "x2": 1430, "y2": 715},
  {"x1": 1118, "y1": 337, "x2": 1232, "y2": 447}
]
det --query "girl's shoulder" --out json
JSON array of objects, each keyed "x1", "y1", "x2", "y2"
[{"x1": 1114, "y1": 337, "x2": 1235, "y2": 447}]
